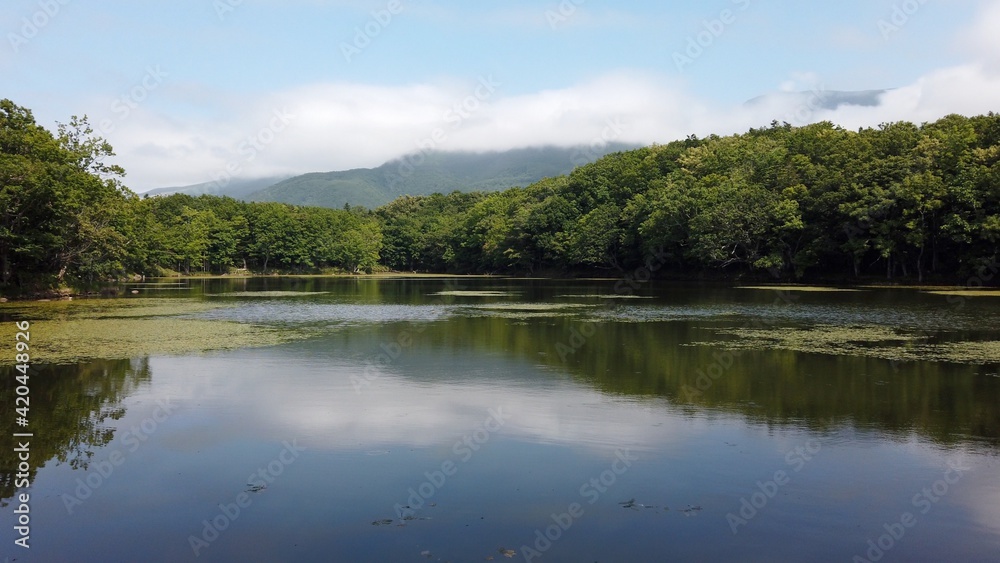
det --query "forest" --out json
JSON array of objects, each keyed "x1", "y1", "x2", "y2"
[{"x1": 2, "y1": 98, "x2": 999, "y2": 293}]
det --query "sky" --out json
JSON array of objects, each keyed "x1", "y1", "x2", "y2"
[{"x1": 2, "y1": 0, "x2": 999, "y2": 191}]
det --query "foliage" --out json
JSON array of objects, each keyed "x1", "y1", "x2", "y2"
[
  {"x1": 3, "y1": 97, "x2": 999, "y2": 290},
  {"x1": 248, "y1": 145, "x2": 637, "y2": 209},
  {"x1": 376, "y1": 116, "x2": 1000, "y2": 282}
]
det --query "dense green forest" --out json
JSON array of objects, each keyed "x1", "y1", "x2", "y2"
[{"x1": 1, "y1": 98, "x2": 998, "y2": 293}]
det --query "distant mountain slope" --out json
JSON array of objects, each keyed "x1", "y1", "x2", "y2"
[
  {"x1": 141, "y1": 176, "x2": 291, "y2": 199},
  {"x1": 247, "y1": 144, "x2": 637, "y2": 209}
]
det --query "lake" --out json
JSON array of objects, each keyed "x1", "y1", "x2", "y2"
[{"x1": 2, "y1": 277, "x2": 999, "y2": 562}]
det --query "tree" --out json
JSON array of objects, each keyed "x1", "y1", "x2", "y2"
[{"x1": 0, "y1": 100, "x2": 131, "y2": 290}]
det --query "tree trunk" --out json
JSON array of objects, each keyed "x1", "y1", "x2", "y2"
[
  {"x1": 916, "y1": 245, "x2": 924, "y2": 283},
  {"x1": 0, "y1": 248, "x2": 9, "y2": 286}
]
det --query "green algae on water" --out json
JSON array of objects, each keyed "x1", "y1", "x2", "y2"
[
  {"x1": 688, "y1": 324, "x2": 999, "y2": 365},
  {"x1": 736, "y1": 286, "x2": 863, "y2": 293},
  {"x1": 432, "y1": 291, "x2": 517, "y2": 297},
  {"x1": 0, "y1": 298, "x2": 308, "y2": 364},
  {"x1": 923, "y1": 290, "x2": 1000, "y2": 298},
  {"x1": 461, "y1": 302, "x2": 595, "y2": 319},
  {"x1": 558, "y1": 294, "x2": 654, "y2": 300},
  {"x1": 0, "y1": 297, "x2": 225, "y2": 321},
  {"x1": 205, "y1": 291, "x2": 330, "y2": 298}
]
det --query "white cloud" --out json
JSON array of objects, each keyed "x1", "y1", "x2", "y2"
[
  {"x1": 147, "y1": 354, "x2": 691, "y2": 454},
  {"x1": 805, "y1": 63, "x2": 1000, "y2": 131},
  {"x1": 114, "y1": 72, "x2": 712, "y2": 190},
  {"x1": 963, "y1": 0, "x2": 1000, "y2": 71},
  {"x1": 108, "y1": 3, "x2": 1000, "y2": 192}
]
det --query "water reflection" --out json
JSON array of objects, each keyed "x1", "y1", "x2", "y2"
[
  {"x1": 1, "y1": 279, "x2": 998, "y2": 562},
  {"x1": 145, "y1": 352, "x2": 684, "y2": 455},
  {"x1": 0, "y1": 358, "x2": 150, "y2": 506},
  {"x1": 207, "y1": 296, "x2": 1000, "y2": 447}
]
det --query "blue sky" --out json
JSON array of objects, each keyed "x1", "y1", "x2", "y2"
[{"x1": 2, "y1": 0, "x2": 997, "y2": 190}]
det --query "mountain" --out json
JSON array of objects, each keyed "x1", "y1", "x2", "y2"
[
  {"x1": 141, "y1": 176, "x2": 292, "y2": 199},
  {"x1": 246, "y1": 144, "x2": 638, "y2": 209}
]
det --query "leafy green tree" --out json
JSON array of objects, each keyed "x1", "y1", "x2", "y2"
[
  {"x1": 0, "y1": 101, "x2": 132, "y2": 290},
  {"x1": 6, "y1": 99, "x2": 1000, "y2": 289}
]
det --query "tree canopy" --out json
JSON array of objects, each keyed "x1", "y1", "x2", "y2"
[
  {"x1": 376, "y1": 116, "x2": 1000, "y2": 282},
  {"x1": 2, "y1": 98, "x2": 998, "y2": 293}
]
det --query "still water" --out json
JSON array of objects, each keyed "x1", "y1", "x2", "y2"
[{"x1": 2, "y1": 277, "x2": 999, "y2": 562}]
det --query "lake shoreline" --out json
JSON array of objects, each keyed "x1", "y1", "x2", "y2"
[{"x1": 2, "y1": 270, "x2": 998, "y2": 302}]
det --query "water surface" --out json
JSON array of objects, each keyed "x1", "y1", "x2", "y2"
[{"x1": 2, "y1": 278, "x2": 999, "y2": 562}]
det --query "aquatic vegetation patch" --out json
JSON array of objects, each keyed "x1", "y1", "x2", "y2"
[
  {"x1": 0, "y1": 297, "x2": 226, "y2": 321},
  {"x1": 204, "y1": 291, "x2": 330, "y2": 298},
  {"x1": 431, "y1": 290, "x2": 517, "y2": 297},
  {"x1": 0, "y1": 317, "x2": 306, "y2": 365},
  {"x1": 689, "y1": 325, "x2": 1000, "y2": 365},
  {"x1": 907, "y1": 341, "x2": 1000, "y2": 364},
  {"x1": 857, "y1": 285, "x2": 965, "y2": 291},
  {"x1": 464, "y1": 310, "x2": 575, "y2": 320},
  {"x1": 923, "y1": 290, "x2": 1000, "y2": 298},
  {"x1": 459, "y1": 302, "x2": 595, "y2": 319},
  {"x1": 736, "y1": 285, "x2": 863, "y2": 292},
  {"x1": 558, "y1": 294, "x2": 654, "y2": 300},
  {"x1": 591, "y1": 306, "x2": 742, "y2": 323},
  {"x1": 0, "y1": 298, "x2": 308, "y2": 364},
  {"x1": 194, "y1": 302, "x2": 449, "y2": 325},
  {"x1": 470, "y1": 303, "x2": 594, "y2": 311},
  {"x1": 701, "y1": 325, "x2": 921, "y2": 352}
]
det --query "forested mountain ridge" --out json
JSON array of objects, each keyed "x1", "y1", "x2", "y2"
[
  {"x1": 142, "y1": 176, "x2": 291, "y2": 200},
  {"x1": 2, "y1": 97, "x2": 998, "y2": 294},
  {"x1": 244, "y1": 144, "x2": 640, "y2": 209},
  {"x1": 377, "y1": 114, "x2": 1000, "y2": 281},
  {"x1": 147, "y1": 145, "x2": 637, "y2": 210}
]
